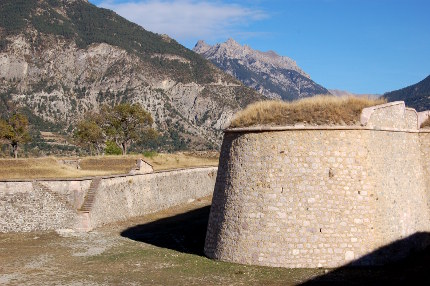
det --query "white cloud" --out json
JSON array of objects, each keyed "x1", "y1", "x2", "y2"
[{"x1": 98, "y1": 0, "x2": 266, "y2": 44}]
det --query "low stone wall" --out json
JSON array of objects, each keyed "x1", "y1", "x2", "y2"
[
  {"x1": 89, "y1": 167, "x2": 217, "y2": 229},
  {"x1": 205, "y1": 101, "x2": 430, "y2": 268},
  {"x1": 0, "y1": 167, "x2": 217, "y2": 232},
  {"x1": 0, "y1": 181, "x2": 78, "y2": 232}
]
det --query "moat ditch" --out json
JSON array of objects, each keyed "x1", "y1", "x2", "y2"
[{"x1": 1, "y1": 196, "x2": 429, "y2": 285}]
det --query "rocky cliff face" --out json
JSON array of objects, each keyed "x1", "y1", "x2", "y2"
[
  {"x1": 193, "y1": 39, "x2": 329, "y2": 101},
  {"x1": 0, "y1": 0, "x2": 264, "y2": 151}
]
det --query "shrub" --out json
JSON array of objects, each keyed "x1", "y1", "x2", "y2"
[
  {"x1": 229, "y1": 96, "x2": 386, "y2": 128},
  {"x1": 143, "y1": 150, "x2": 158, "y2": 158},
  {"x1": 105, "y1": 140, "x2": 122, "y2": 155}
]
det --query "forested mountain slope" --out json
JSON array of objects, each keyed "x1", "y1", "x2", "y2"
[{"x1": 0, "y1": 0, "x2": 264, "y2": 152}]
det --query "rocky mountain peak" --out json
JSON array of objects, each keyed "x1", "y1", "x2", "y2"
[
  {"x1": 225, "y1": 38, "x2": 241, "y2": 48},
  {"x1": 193, "y1": 40, "x2": 211, "y2": 54},
  {"x1": 193, "y1": 38, "x2": 309, "y2": 78},
  {"x1": 193, "y1": 38, "x2": 329, "y2": 101}
]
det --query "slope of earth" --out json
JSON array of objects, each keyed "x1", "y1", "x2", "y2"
[
  {"x1": 0, "y1": 0, "x2": 264, "y2": 151},
  {"x1": 193, "y1": 39, "x2": 329, "y2": 101},
  {"x1": 383, "y1": 75, "x2": 430, "y2": 111}
]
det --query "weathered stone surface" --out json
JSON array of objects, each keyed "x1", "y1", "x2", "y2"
[
  {"x1": 129, "y1": 159, "x2": 153, "y2": 175},
  {"x1": 205, "y1": 102, "x2": 430, "y2": 268},
  {"x1": 89, "y1": 167, "x2": 217, "y2": 229},
  {"x1": 0, "y1": 167, "x2": 217, "y2": 232}
]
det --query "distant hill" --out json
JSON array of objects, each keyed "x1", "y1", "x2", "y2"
[
  {"x1": 384, "y1": 75, "x2": 430, "y2": 111},
  {"x1": 329, "y1": 89, "x2": 380, "y2": 98},
  {"x1": 0, "y1": 0, "x2": 264, "y2": 153},
  {"x1": 193, "y1": 39, "x2": 329, "y2": 101}
]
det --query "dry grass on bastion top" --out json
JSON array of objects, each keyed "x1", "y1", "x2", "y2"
[
  {"x1": 421, "y1": 117, "x2": 430, "y2": 128},
  {"x1": 0, "y1": 152, "x2": 219, "y2": 180},
  {"x1": 229, "y1": 95, "x2": 386, "y2": 128}
]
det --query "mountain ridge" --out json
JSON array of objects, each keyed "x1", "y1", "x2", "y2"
[
  {"x1": 193, "y1": 39, "x2": 329, "y2": 101},
  {"x1": 384, "y1": 75, "x2": 430, "y2": 111},
  {"x1": 328, "y1": 89, "x2": 380, "y2": 98},
  {"x1": 0, "y1": 0, "x2": 265, "y2": 152}
]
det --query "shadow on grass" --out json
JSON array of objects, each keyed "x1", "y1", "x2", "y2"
[
  {"x1": 120, "y1": 206, "x2": 211, "y2": 256},
  {"x1": 301, "y1": 232, "x2": 430, "y2": 285}
]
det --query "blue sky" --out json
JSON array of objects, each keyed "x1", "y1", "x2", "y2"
[{"x1": 89, "y1": 0, "x2": 430, "y2": 94}]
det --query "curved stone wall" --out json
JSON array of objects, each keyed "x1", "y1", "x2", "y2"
[{"x1": 205, "y1": 102, "x2": 430, "y2": 268}]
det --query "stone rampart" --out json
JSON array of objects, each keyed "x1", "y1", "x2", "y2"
[
  {"x1": 89, "y1": 167, "x2": 217, "y2": 229},
  {"x1": 0, "y1": 167, "x2": 217, "y2": 232},
  {"x1": 205, "y1": 101, "x2": 430, "y2": 268}
]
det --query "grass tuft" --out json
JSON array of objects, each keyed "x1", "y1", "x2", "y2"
[
  {"x1": 229, "y1": 95, "x2": 386, "y2": 128},
  {"x1": 0, "y1": 153, "x2": 219, "y2": 180},
  {"x1": 421, "y1": 117, "x2": 430, "y2": 128}
]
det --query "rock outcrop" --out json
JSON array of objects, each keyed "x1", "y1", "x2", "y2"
[{"x1": 0, "y1": 0, "x2": 264, "y2": 151}]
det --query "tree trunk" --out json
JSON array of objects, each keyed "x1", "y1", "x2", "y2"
[
  {"x1": 122, "y1": 142, "x2": 127, "y2": 156},
  {"x1": 12, "y1": 143, "x2": 18, "y2": 159}
]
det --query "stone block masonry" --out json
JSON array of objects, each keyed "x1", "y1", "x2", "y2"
[
  {"x1": 0, "y1": 167, "x2": 217, "y2": 232},
  {"x1": 205, "y1": 101, "x2": 430, "y2": 268}
]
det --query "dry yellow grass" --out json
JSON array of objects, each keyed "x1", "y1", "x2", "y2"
[
  {"x1": 230, "y1": 95, "x2": 386, "y2": 128},
  {"x1": 421, "y1": 117, "x2": 430, "y2": 128},
  {"x1": 0, "y1": 153, "x2": 219, "y2": 180}
]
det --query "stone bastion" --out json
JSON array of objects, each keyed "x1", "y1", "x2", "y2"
[{"x1": 204, "y1": 101, "x2": 430, "y2": 268}]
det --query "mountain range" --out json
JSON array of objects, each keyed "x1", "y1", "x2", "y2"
[
  {"x1": 0, "y1": 0, "x2": 264, "y2": 152},
  {"x1": 383, "y1": 75, "x2": 430, "y2": 111},
  {"x1": 193, "y1": 39, "x2": 329, "y2": 101},
  {"x1": 328, "y1": 89, "x2": 380, "y2": 98},
  {"x1": 2, "y1": 0, "x2": 426, "y2": 155}
]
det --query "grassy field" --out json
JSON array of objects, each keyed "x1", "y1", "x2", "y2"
[
  {"x1": 0, "y1": 152, "x2": 219, "y2": 180},
  {"x1": 230, "y1": 96, "x2": 386, "y2": 128}
]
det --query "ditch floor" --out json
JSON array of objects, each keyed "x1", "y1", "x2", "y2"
[{"x1": 1, "y1": 197, "x2": 429, "y2": 285}]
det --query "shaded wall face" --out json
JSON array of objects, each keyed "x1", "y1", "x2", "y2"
[
  {"x1": 368, "y1": 131, "x2": 430, "y2": 264},
  {"x1": 205, "y1": 129, "x2": 430, "y2": 268},
  {"x1": 419, "y1": 132, "x2": 430, "y2": 213}
]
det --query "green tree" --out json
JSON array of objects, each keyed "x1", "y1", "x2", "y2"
[
  {"x1": 0, "y1": 119, "x2": 13, "y2": 145},
  {"x1": 103, "y1": 103, "x2": 154, "y2": 155},
  {"x1": 1, "y1": 114, "x2": 31, "y2": 158},
  {"x1": 74, "y1": 114, "x2": 105, "y2": 156}
]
